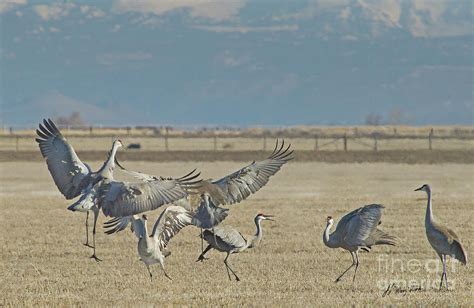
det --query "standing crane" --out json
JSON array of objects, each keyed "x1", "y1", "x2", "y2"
[
  {"x1": 415, "y1": 184, "x2": 468, "y2": 290},
  {"x1": 131, "y1": 206, "x2": 193, "y2": 281},
  {"x1": 108, "y1": 140, "x2": 292, "y2": 253},
  {"x1": 36, "y1": 119, "x2": 201, "y2": 261},
  {"x1": 196, "y1": 213, "x2": 274, "y2": 281},
  {"x1": 323, "y1": 204, "x2": 397, "y2": 283}
]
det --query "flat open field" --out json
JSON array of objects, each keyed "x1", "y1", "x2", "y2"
[{"x1": 0, "y1": 161, "x2": 472, "y2": 306}]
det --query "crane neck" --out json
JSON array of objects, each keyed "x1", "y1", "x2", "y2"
[
  {"x1": 144, "y1": 219, "x2": 148, "y2": 235},
  {"x1": 98, "y1": 142, "x2": 120, "y2": 179},
  {"x1": 323, "y1": 223, "x2": 337, "y2": 248},
  {"x1": 249, "y1": 218, "x2": 263, "y2": 249},
  {"x1": 425, "y1": 189, "x2": 434, "y2": 226},
  {"x1": 143, "y1": 219, "x2": 150, "y2": 239}
]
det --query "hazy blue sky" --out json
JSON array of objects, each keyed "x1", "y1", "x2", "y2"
[{"x1": 1, "y1": 0, "x2": 472, "y2": 126}]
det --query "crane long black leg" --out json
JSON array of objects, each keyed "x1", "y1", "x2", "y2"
[
  {"x1": 163, "y1": 271, "x2": 172, "y2": 281},
  {"x1": 352, "y1": 252, "x2": 360, "y2": 283},
  {"x1": 439, "y1": 254, "x2": 448, "y2": 290},
  {"x1": 227, "y1": 264, "x2": 240, "y2": 282},
  {"x1": 83, "y1": 211, "x2": 93, "y2": 248},
  {"x1": 200, "y1": 228, "x2": 204, "y2": 254},
  {"x1": 90, "y1": 209, "x2": 102, "y2": 262},
  {"x1": 335, "y1": 252, "x2": 355, "y2": 283},
  {"x1": 161, "y1": 266, "x2": 172, "y2": 281},
  {"x1": 224, "y1": 253, "x2": 232, "y2": 281},
  {"x1": 438, "y1": 254, "x2": 444, "y2": 290},
  {"x1": 196, "y1": 245, "x2": 212, "y2": 262},
  {"x1": 224, "y1": 253, "x2": 240, "y2": 282},
  {"x1": 146, "y1": 265, "x2": 153, "y2": 282}
]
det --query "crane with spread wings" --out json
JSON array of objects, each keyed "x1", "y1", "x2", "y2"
[
  {"x1": 36, "y1": 119, "x2": 201, "y2": 261},
  {"x1": 131, "y1": 206, "x2": 193, "y2": 281},
  {"x1": 105, "y1": 140, "x2": 293, "y2": 252}
]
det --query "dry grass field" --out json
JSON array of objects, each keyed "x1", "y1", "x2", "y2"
[{"x1": 0, "y1": 161, "x2": 472, "y2": 306}]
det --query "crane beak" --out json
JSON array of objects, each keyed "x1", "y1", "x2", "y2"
[
  {"x1": 414, "y1": 187, "x2": 423, "y2": 191},
  {"x1": 264, "y1": 215, "x2": 275, "y2": 221}
]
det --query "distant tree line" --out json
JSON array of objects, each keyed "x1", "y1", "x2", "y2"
[
  {"x1": 53, "y1": 112, "x2": 85, "y2": 127},
  {"x1": 365, "y1": 108, "x2": 412, "y2": 125}
]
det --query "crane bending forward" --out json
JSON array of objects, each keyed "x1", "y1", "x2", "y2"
[{"x1": 323, "y1": 204, "x2": 397, "y2": 283}]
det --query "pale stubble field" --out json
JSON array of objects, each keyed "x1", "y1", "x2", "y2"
[{"x1": 0, "y1": 161, "x2": 472, "y2": 306}]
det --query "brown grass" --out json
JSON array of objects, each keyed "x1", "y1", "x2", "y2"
[{"x1": 0, "y1": 161, "x2": 472, "y2": 306}]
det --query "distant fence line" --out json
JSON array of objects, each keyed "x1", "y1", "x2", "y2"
[
  {"x1": 3, "y1": 124, "x2": 474, "y2": 138},
  {"x1": 1, "y1": 128, "x2": 473, "y2": 152}
]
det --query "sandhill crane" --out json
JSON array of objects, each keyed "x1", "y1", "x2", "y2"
[
  {"x1": 131, "y1": 206, "x2": 193, "y2": 281},
  {"x1": 108, "y1": 140, "x2": 292, "y2": 252},
  {"x1": 196, "y1": 213, "x2": 274, "y2": 281},
  {"x1": 414, "y1": 184, "x2": 468, "y2": 290},
  {"x1": 191, "y1": 193, "x2": 228, "y2": 230},
  {"x1": 36, "y1": 119, "x2": 201, "y2": 261},
  {"x1": 323, "y1": 204, "x2": 397, "y2": 283}
]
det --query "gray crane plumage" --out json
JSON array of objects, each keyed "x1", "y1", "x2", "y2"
[
  {"x1": 85, "y1": 171, "x2": 200, "y2": 260},
  {"x1": 190, "y1": 140, "x2": 291, "y2": 251},
  {"x1": 197, "y1": 139, "x2": 294, "y2": 207},
  {"x1": 106, "y1": 139, "x2": 292, "y2": 253},
  {"x1": 36, "y1": 119, "x2": 200, "y2": 261},
  {"x1": 99, "y1": 172, "x2": 201, "y2": 218},
  {"x1": 190, "y1": 193, "x2": 229, "y2": 252},
  {"x1": 132, "y1": 206, "x2": 193, "y2": 281},
  {"x1": 37, "y1": 118, "x2": 123, "y2": 260},
  {"x1": 36, "y1": 119, "x2": 97, "y2": 200},
  {"x1": 323, "y1": 204, "x2": 397, "y2": 283},
  {"x1": 196, "y1": 213, "x2": 274, "y2": 281},
  {"x1": 102, "y1": 168, "x2": 202, "y2": 234},
  {"x1": 415, "y1": 184, "x2": 468, "y2": 290},
  {"x1": 191, "y1": 193, "x2": 229, "y2": 229}
]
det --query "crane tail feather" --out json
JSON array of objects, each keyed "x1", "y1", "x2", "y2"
[
  {"x1": 451, "y1": 240, "x2": 468, "y2": 265},
  {"x1": 373, "y1": 229, "x2": 397, "y2": 246}
]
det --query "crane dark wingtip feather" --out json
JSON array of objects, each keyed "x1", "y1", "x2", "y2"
[
  {"x1": 42, "y1": 118, "x2": 51, "y2": 129},
  {"x1": 179, "y1": 170, "x2": 201, "y2": 183},
  {"x1": 269, "y1": 139, "x2": 291, "y2": 160},
  {"x1": 103, "y1": 217, "x2": 121, "y2": 226},
  {"x1": 177, "y1": 168, "x2": 198, "y2": 180},
  {"x1": 276, "y1": 139, "x2": 285, "y2": 155},
  {"x1": 41, "y1": 119, "x2": 59, "y2": 137},
  {"x1": 278, "y1": 149, "x2": 294, "y2": 161},
  {"x1": 47, "y1": 119, "x2": 59, "y2": 134},
  {"x1": 37, "y1": 123, "x2": 48, "y2": 136},
  {"x1": 270, "y1": 139, "x2": 279, "y2": 156},
  {"x1": 36, "y1": 128, "x2": 49, "y2": 140}
]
